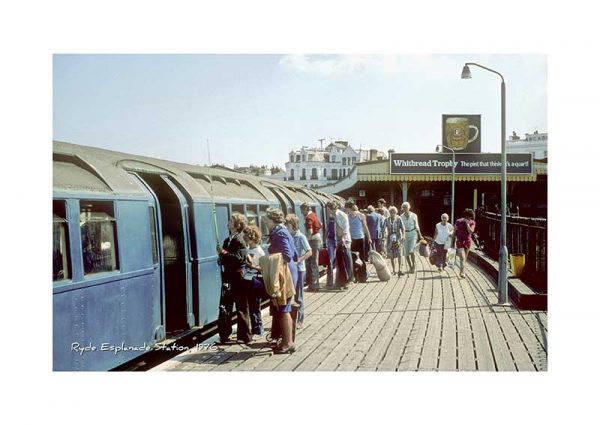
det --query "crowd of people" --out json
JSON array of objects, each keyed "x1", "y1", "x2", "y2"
[{"x1": 216, "y1": 198, "x2": 477, "y2": 355}]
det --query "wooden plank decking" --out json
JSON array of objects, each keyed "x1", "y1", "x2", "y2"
[{"x1": 152, "y1": 255, "x2": 547, "y2": 372}]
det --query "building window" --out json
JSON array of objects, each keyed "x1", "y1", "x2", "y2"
[
  {"x1": 323, "y1": 168, "x2": 327, "y2": 178},
  {"x1": 296, "y1": 155, "x2": 301, "y2": 162},
  {"x1": 342, "y1": 169, "x2": 346, "y2": 177},
  {"x1": 311, "y1": 168, "x2": 318, "y2": 179},
  {"x1": 301, "y1": 169, "x2": 306, "y2": 180},
  {"x1": 53, "y1": 200, "x2": 71, "y2": 282},
  {"x1": 289, "y1": 154, "x2": 294, "y2": 163},
  {"x1": 308, "y1": 154, "x2": 314, "y2": 161},
  {"x1": 332, "y1": 156, "x2": 336, "y2": 163},
  {"x1": 302, "y1": 155, "x2": 306, "y2": 162},
  {"x1": 342, "y1": 158, "x2": 347, "y2": 166},
  {"x1": 290, "y1": 169, "x2": 295, "y2": 180},
  {"x1": 332, "y1": 169, "x2": 338, "y2": 179},
  {"x1": 80, "y1": 201, "x2": 119, "y2": 275}
]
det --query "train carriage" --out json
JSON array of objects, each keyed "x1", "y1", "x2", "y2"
[{"x1": 53, "y1": 141, "x2": 339, "y2": 371}]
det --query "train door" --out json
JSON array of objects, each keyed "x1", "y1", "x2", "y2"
[
  {"x1": 128, "y1": 174, "x2": 166, "y2": 342},
  {"x1": 134, "y1": 173, "x2": 195, "y2": 336}
]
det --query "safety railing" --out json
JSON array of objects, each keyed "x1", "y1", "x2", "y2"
[{"x1": 477, "y1": 211, "x2": 547, "y2": 294}]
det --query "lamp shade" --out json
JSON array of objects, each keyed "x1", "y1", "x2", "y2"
[{"x1": 461, "y1": 64, "x2": 471, "y2": 79}]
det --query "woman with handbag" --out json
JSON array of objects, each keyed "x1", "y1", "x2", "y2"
[
  {"x1": 433, "y1": 213, "x2": 454, "y2": 272},
  {"x1": 454, "y1": 208, "x2": 476, "y2": 279},
  {"x1": 264, "y1": 208, "x2": 299, "y2": 354},
  {"x1": 384, "y1": 206, "x2": 405, "y2": 276}
]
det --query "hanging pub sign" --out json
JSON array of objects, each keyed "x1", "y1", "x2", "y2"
[
  {"x1": 389, "y1": 153, "x2": 533, "y2": 175},
  {"x1": 442, "y1": 114, "x2": 481, "y2": 153}
]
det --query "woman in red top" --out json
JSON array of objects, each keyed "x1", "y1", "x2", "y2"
[{"x1": 454, "y1": 208, "x2": 476, "y2": 279}]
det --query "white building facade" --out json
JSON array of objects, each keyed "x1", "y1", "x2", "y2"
[
  {"x1": 285, "y1": 141, "x2": 385, "y2": 188},
  {"x1": 507, "y1": 131, "x2": 548, "y2": 159}
]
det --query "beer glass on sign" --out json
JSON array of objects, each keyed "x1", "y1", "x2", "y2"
[{"x1": 445, "y1": 117, "x2": 479, "y2": 150}]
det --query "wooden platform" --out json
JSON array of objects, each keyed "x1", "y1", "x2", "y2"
[{"x1": 152, "y1": 255, "x2": 547, "y2": 372}]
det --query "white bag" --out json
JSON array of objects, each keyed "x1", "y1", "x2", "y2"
[
  {"x1": 444, "y1": 237, "x2": 453, "y2": 250},
  {"x1": 446, "y1": 248, "x2": 457, "y2": 268},
  {"x1": 368, "y1": 250, "x2": 392, "y2": 281}
]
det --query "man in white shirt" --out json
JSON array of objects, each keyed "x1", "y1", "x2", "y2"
[
  {"x1": 377, "y1": 198, "x2": 390, "y2": 219},
  {"x1": 326, "y1": 200, "x2": 353, "y2": 289}
]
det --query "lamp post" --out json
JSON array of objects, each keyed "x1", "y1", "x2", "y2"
[
  {"x1": 436, "y1": 144, "x2": 455, "y2": 225},
  {"x1": 461, "y1": 62, "x2": 510, "y2": 306}
]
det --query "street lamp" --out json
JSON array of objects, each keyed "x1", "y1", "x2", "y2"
[
  {"x1": 462, "y1": 62, "x2": 510, "y2": 306},
  {"x1": 436, "y1": 144, "x2": 455, "y2": 225}
]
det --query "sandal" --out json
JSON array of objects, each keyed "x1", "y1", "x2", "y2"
[{"x1": 273, "y1": 345, "x2": 296, "y2": 354}]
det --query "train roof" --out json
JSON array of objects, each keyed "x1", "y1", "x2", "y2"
[{"x1": 53, "y1": 141, "x2": 339, "y2": 204}]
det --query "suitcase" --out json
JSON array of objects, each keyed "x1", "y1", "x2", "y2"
[{"x1": 368, "y1": 250, "x2": 391, "y2": 281}]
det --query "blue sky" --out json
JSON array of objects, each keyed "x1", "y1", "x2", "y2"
[{"x1": 53, "y1": 54, "x2": 546, "y2": 167}]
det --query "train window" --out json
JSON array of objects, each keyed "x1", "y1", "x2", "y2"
[
  {"x1": 149, "y1": 206, "x2": 158, "y2": 265},
  {"x1": 246, "y1": 204, "x2": 258, "y2": 226},
  {"x1": 259, "y1": 205, "x2": 270, "y2": 243},
  {"x1": 53, "y1": 200, "x2": 71, "y2": 282},
  {"x1": 232, "y1": 204, "x2": 244, "y2": 215},
  {"x1": 80, "y1": 201, "x2": 120, "y2": 275}
]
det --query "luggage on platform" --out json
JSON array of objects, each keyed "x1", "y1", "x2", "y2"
[
  {"x1": 428, "y1": 243, "x2": 438, "y2": 265},
  {"x1": 335, "y1": 244, "x2": 353, "y2": 286},
  {"x1": 318, "y1": 247, "x2": 329, "y2": 266},
  {"x1": 418, "y1": 239, "x2": 431, "y2": 257},
  {"x1": 368, "y1": 250, "x2": 391, "y2": 282},
  {"x1": 351, "y1": 251, "x2": 368, "y2": 283}
]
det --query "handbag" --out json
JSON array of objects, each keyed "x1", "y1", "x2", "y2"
[
  {"x1": 318, "y1": 247, "x2": 329, "y2": 266},
  {"x1": 419, "y1": 242, "x2": 430, "y2": 257},
  {"x1": 428, "y1": 243, "x2": 437, "y2": 265}
]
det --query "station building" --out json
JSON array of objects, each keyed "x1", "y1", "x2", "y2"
[
  {"x1": 285, "y1": 141, "x2": 386, "y2": 188},
  {"x1": 318, "y1": 155, "x2": 547, "y2": 236}
]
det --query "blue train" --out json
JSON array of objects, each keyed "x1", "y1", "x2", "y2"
[{"x1": 53, "y1": 141, "x2": 341, "y2": 371}]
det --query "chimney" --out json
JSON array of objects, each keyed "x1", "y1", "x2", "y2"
[{"x1": 369, "y1": 149, "x2": 378, "y2": 161}]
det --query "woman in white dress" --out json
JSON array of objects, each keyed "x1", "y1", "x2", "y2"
[
  {"x1": 433, "y1": 213, "x2": 454, "y2": 271},
  {"x1": 400, "y1": 202, "x2": 422, "y2": 274}
]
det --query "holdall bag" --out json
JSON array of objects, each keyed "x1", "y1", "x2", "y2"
[
  {"x1": 318, "y1": 247, "x2": 329, "y2": 266},
  {"x1": 368, "y1": 250, "x2": 391, "y2": 281}
]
